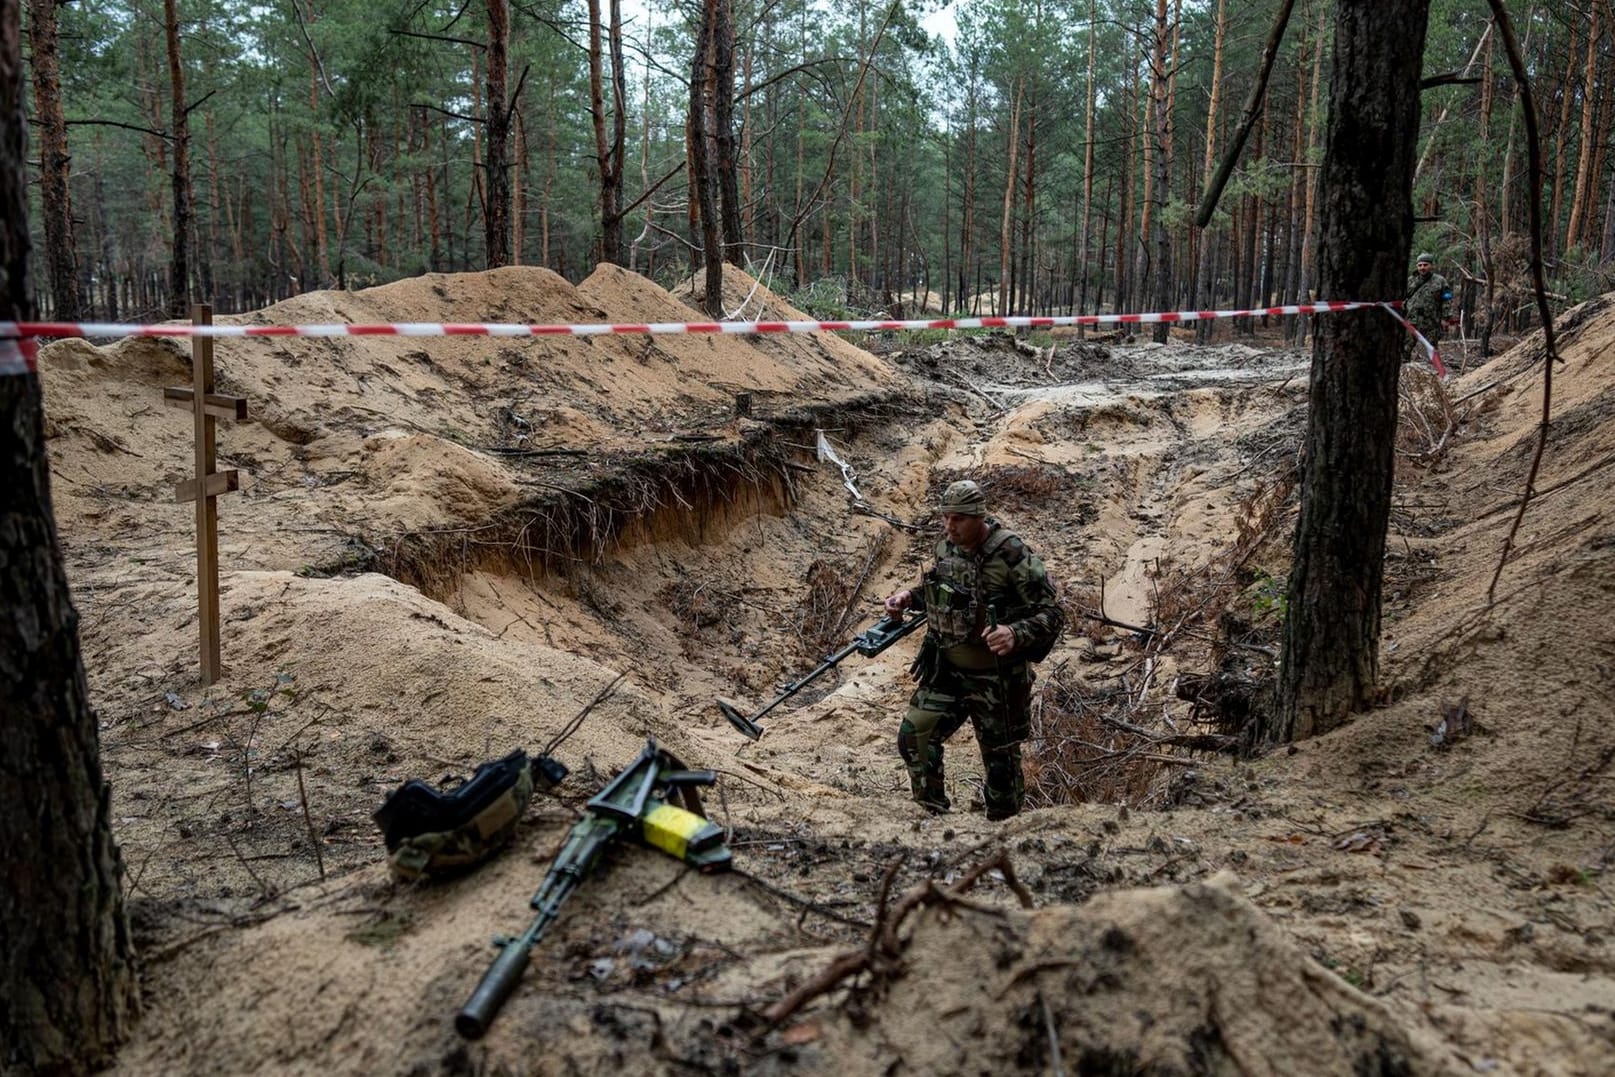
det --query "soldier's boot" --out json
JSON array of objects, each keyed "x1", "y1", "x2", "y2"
[{"x1": 981, "y1": 743, "x2": 1024, "y2": 822}]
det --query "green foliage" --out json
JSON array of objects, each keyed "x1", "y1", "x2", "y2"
[
  {"x1": 1249, "y1": 571, "x2": 1288, "y2": 623},
  {"x1": 23, "y1": 0, "x2": 1611, "y2": 333},
  {"x1": 789, "y1": 277, "x2": 856, "y2": 321}
]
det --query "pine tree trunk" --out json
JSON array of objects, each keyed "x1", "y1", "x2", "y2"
[
  {"x1": 740, "y1": 31, "x2": 755, "y2": 244},
  {"x1": 1018, "y1": 76, "x2": 1036, "y2": 316},
  {"x1": 1, "y1": 5, "x2": 141, "y2": 1064},
  {"x1": 1296, "y1": 3, "x2": 1326, "y2": 342},
  {"x1": 201, "y1": 108, "x2": 220, "y2": 305},
  {"x1": 1148, "y1": 0, "x2": 1172, "y2": 342},
  {"x1": 484, "y1": 0, "x2": 511, "y2": 268},
  {"x1": 1548, "y1": 19, "x2": 1579, "y2": 259},
  {"x1": 792, "y1": 9, "x2": 806, "y2": 287},
  {"x1": 958, "y1": 70, "x2": 977, "y2": 313},
  {"x1": 1078, "y1": 0, "x2": 1097, "y2": 317},
  {"x1": 712, "y1": 0, "x2": 742, "y2": 265},
  {"x1": 998, "y1": 77, "x2": 1022, "y2": 318},
  {"x1": 1564, "y1": 1, "x2": 1600, "y2": 252},
  {"x1": 689, "y1": 0, "x2": 723, "y2": 315},
  {"x1": 1587, "y1": 38, "x2": 1614, "y2": 251},
  {"x1": 1193, "y1": 0, "x2": 1225, "y2": 343},
  {"x1": 1116, "y1": 78, "x2": 1134, "y2": 312},
  {"x1": 162, "y1": 0, "x2": 191, "y2": 316},
  {"x1": 25, "y1": 0, "x2": 78, "y2": 319},
  {"x1": 512, "y1": 109, "x2": 526, "y2": 263},
  {"x1": 1270, "y1": 0, "x2": 1432, "y2": 743},
  {"x1": 1477, "y1": 30, "x2": 1495, "y2": 356}
]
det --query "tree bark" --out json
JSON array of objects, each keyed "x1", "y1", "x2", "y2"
[
  {"x1": 1563, "y1": 1, "x2": 1600, "y2": 252},
  {"x1": 1296, "y1": 2, "x2": 1326, "y2": 342},
  {"x1": 1193, "y1": 0, "x2": 1225, "y2": 342},
  {"x1": 998, "y1": 77, "x2": 1021, "y2": 318},
  {"x1": 1078, "y1": 0, "x2": 1097, "y2": 316},
  {"x1": 1, "y1": 3, "x2": 141, "y2": 1068},
  {"x1": 1148, "y1": 0, "x2": 1172, "y2": 342},
  {"x1": 1547, "y1": 18, "x2": 1579, "y2": 260},
  {"x1": 483, "y1": 0, "x2": 511, "y2": 268},
  {"x1": 162, "y1": 0, "x2": 191, "y2": 316},
  {"x1": 587, "y1": 0, "x2": 625, "y2": 265},
  {"x1": 1269, "y1": 0, "x2": 1432, "y2": 743},
  {"x1": 712, "y1": 0, "x2": 742, "y2": 264},
  {"x1": 689, "y1": 0, "x2": 723, "y2": 315},
  {"x1": 25, "y1": 0, "x2": 78, "y2": 320}
]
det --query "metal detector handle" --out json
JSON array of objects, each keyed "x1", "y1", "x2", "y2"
[{"x1": 853, "y1": 611, "x2": 926, "y2": 656}]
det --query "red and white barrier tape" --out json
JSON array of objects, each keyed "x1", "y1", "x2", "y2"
[
  {"x1": 1380, "y1": 306, "x2": 1446, "y2": 378},
  {"x1": 1, "y1": 300, "x2": 1443, "y2": 372}
]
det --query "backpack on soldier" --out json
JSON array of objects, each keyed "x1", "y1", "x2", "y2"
[{"x1": 979, "y1": 528, "x2": 1064, "y2": 663}]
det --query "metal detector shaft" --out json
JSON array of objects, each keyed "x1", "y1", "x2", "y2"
[
  {"x1": 748, "y1": 639, "x2": 863, "y2": 725},
  {"x1": 719, "y1": 613, "x2": 926, "y2": 740}
]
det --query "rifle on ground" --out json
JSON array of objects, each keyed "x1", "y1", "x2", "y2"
[
  {"x1": 717, "y1": 611, "x2": 927, "y2": 740},
  {"x1": 454, "y1": 738, "x2": 731, "y2": 1039}
]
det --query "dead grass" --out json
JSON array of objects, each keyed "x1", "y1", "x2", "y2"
[
  {"x1": 1024, "y1": 665, "x2": 1170, "y2": 807},
  {"x1": 1397, "y1": 364, "x2": 1457, "y2": 466}
]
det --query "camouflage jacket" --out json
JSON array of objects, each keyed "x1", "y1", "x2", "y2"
[
  {"x1": 1405, "y1": 271, "x2": 1450, "y2": 335},
  {"x1": 911, "y1": 517, "x2": 1063, "y2": 669}
]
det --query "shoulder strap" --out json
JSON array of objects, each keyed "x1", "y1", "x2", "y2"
[{"x1": 980, "y1": 525, "x2": 1025, "y2": 567}]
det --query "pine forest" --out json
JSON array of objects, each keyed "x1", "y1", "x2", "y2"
[{"x1": 21, "y1": 0, "x2": 1615, "y2": 332}]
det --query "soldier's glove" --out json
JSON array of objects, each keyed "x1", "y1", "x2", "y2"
[{"x1": 373, "y1": 750, "x2": 567, "y2": 882}]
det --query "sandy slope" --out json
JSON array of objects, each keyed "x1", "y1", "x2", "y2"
[{"x1": 34, "y1": 268, "x2": 1615, "y2": 1075}]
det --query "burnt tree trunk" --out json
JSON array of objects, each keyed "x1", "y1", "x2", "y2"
[
  {"x1": 1268, "y1": 0, "x2": 1432, "y2": 742},
  {"x1": 1, "y1": 1, "x2": 141, "y2": 1068}
]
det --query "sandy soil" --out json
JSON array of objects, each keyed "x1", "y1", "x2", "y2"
[{"x1": 35, "y1": 266, "x2": 1615, "y2": 1076}]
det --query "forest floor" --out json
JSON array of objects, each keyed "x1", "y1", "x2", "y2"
[{"x1": 38, "y1": 265, "x2": 1615, "y2": 1076}]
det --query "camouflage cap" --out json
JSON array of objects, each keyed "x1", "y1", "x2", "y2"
[
  {"x1": 939, "y1": 479, "x2": 987, "y2": 516},
  {"x1": 1416, "y1": 252, "x2": 1435, "y2": 264}
]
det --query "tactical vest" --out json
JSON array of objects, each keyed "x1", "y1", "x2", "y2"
[{"x1": 922, "y1": 524, "x2": 1050, "y2": 669}]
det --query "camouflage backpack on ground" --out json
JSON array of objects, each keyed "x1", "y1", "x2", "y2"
[{"x1": 373, "y1": 749, "x2": 567, "y2": 882}]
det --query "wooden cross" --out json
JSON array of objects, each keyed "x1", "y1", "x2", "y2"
[{"x1": 165, "y1": 304, "x2": 247, "y2": 686}]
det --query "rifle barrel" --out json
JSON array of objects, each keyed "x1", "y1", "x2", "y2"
[
  {"x1": 454, "y1": 817, "x2": 617, "y2": 1039},
  {"x1": 456, "y1": 926, "x2": 538, "y2": 1039}
]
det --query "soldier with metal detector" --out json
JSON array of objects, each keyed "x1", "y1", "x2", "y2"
[{"x1": 883, "y1": 480, "x2": 1063, "y2": 820}]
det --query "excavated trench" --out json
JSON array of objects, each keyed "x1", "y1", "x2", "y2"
[
  {"x1": 360, "y1": 338, "x2": 1315, "y2": 812},
  {"x1": 378, "y1": 394, "x2": 919, "y2": 603}
]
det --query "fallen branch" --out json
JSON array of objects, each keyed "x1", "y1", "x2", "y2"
[{"x1": 758, "y1": 852, "x2": 1031, "y2": 1027}]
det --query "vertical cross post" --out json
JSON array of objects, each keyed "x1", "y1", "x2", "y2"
[{"x1": 166, "y1": 304, "x2": 247, "y2": 685}]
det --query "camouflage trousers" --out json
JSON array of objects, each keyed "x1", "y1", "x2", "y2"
[{"x1": 898, "y1": 663, "x2": 1033, "y2": 821}]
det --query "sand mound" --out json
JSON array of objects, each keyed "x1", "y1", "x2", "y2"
[{"x1": 30, "y1": 267, "x2": 1615, "y2": 1075}]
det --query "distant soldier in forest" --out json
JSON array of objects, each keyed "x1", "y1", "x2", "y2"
[
  {"x1": 1404, "y1": 252, "x2": 1451, "y2": 363},
  {"x1": 882, "y1": 480, "x2": 1063, "y2": 820}
]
